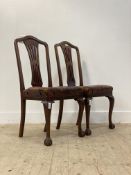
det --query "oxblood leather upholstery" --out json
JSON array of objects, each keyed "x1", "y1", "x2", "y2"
[
  {"x1": 23, "y1": 86, "x2": 84, "y2": 101},
  {"x1": 23, "y1": 85, "x2": 113, "y2": 101},
  {"x1": 84, "y1": 85, "x2": 113, "y2": 98}
]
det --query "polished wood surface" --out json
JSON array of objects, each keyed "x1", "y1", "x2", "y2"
[
  {"x1": 54, "y1": 41, "x2": 115, "y2": 135},
  {"x1": 14, "y1": 36, "x2": 85, "y2": 146}
]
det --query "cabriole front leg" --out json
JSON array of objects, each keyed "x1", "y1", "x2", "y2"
[
  {"x1": 43, "y1": 123, "x2": 47, "y2": 132},
  {"x1": 43, "y1": 102, "x2": 53, "y2": 146}
]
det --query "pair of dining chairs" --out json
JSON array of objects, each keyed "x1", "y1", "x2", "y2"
[{"x1": 14, "y1": 35, "x2": 115, "y2": 146}]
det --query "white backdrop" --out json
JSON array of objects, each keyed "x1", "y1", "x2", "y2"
[{"x1": 0, "y1": 0, "x2": 131, "y2": 123}]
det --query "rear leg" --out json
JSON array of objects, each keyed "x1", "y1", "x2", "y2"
[
  {"x1": 107, "y1": 96, "x2": 115, "y2": 129},
  {"x1": 76, "y1": 102, "x2": 81, "y2": 126},
  {"x1": 19, "y1": 99, "x2": 26, "y2": 137},
  {"x1": 77, "y1": 99, "x2": 85, "y2": 137},
  {"x1": 85, "y1": 98, "x2": 92, "y2": 136},
  {"x1": 56, "y1": 100, "x2": 64, "y2": 129}
]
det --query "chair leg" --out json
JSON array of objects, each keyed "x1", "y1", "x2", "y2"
[
  {"x1": 43, "y1": 102, "x2": 52, "y2": 146},
  {"x1": 76, "y1": 103, "x2": 81, "y2": 126},
  {"x1": 43, "y1": 123, "x2": 46, "y2": 132},
  {"x1": 56, "y1": 100, "x2": 64, "y2": 129},
  {"x1": 107, "y1": 96, "x2": 115, "y2": 129},
  {"x1": 77, "y1": 99, "x2": 85, "y2": 137},
  {"x1": 85, "y1": 99, "x2": 92, "y2": 136},
  {"x1": 19, "y1": 99, "x2": 26, "y2": 137},
  {"x1": 43, "y1": 105, "x2": 48, "y2": 132}
]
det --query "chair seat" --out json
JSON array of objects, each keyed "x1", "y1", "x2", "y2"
[
  {"x1": 23, "y1": 85, "x2": 113, "y2": 100},
  {"x1": 84, "y1": 85, "x2": 113, "y2": 97},
  {"x1": 23, "y1": 86, "x2": 84, "y2": 101}
]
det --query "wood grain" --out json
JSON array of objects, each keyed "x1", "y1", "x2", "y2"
[{"x1": 0, "y1": 124, "x2": 131, "y2": 175}]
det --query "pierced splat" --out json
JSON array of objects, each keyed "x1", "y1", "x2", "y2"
[
  {"x1": 61, "y1": 44, "x2": 76, "y2": 86},
  {"x1": 24, "y1": 39, "x2": 43, "y2": 87}
]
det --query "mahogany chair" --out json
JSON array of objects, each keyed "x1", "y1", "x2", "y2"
[
  {"x1": 14, "y1": 36, "x2": 85, "y2": 146},
  {"x1": 54, "y1": 41, "x2": 115, "y2": 135}
]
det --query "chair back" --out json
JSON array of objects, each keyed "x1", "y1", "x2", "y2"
[
  {"x1": 14, "y1": 35, "x2": 52, "y2": 91},
  {"x1": 54, "y1": 41, "x2": 83, "y2": 86}
]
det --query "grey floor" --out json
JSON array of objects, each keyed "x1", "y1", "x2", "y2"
[{"x1": 0, "y1": 124, "x2": 131, "y2": 175}]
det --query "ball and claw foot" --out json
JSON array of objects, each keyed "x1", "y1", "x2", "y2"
[
  {"x1": 78, "y1": 130, "x2": 85, "y2": 137},
  {"x1": 109, "y1": 123, "x2": 115, "y2": 129},
  {"x1": 85, "y1": 128, "x2": 92, "y2": 136},
  {"x1": 44, "y1": 137, "x2": 52, "y2": 146}
]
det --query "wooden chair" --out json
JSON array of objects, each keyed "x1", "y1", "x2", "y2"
[
  {"x1": 14, "y1": 36, "x2": 85, "y2": 146},
  {"x1": 54, "y1": 41, "x2": 115, "y2": 135}
]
